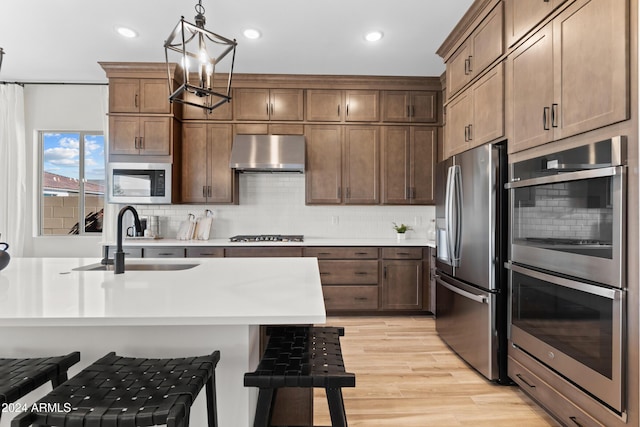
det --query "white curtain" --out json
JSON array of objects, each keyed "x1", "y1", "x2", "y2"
[
  {"x1": 99, "y1": 85, "x2": 119, "y2": 245},
  {"x1": 0, "y1": 84, "x2": 27, "y2": 256}
]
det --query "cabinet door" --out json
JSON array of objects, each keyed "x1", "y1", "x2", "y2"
[
  {"x1": 381, "y1": 91, "x2": 411, "y2": 123},
  {"x1": 139, "y1": 79, "x2": 171, "y2": 113},
  {"x1": 305, "y1": 125, "x2": 342, "y2": 204},
  {"x1": 411, "y1": 91, "x2": 438, "y2": 123},
  {"x1": 470, "y1": 2, "x2": 503, "y2": 77},
  {"x1": 504, "y1": 0, "x2": 566, "y2": 47},
  {"x1": 139, "y1": 117, "x2": 171, "y2": 156},
  {"x1": 306, "y1": 90, "x2": 343, "y2": 121},
  {"x1": 109, "y1": 78, "x2": 140, "y2": 113},
  {"x1": 411, "y1": 127, "x2": 436, "y2": 204},
  {"x1": 345, "y1": 90, "x2": 379, "y2": 122},
  {"x1": 444, "y1": 90, "x2": 472, "y2": 158},
  {"x1": 508, "y1": 23, "x2": 554, "y2": 153},
  {"x1": 109, "y1": 116, "x2": 140, "y2": 155},
  {"x1": 270, "y1": 89, "x2": 304, "y2": 121},
  {"x1": 207, "y1": 124, "x2": 236, "y2": 204},
  {"x1": 181, "y1": 123, "x2": 209, "y2": 203},
  {"x1": 182, "y1": 90, "x2": 233, "y2": 120},
  {"x1": 446, "y1": 42, "x2": 473, "y2": 98},
  {"x1": 343, "y1": 126, "x2": 379, "y2": 204},
  {"x1": 470, "y1": 64, "x2": 504, "y2": 148},
  {"x1": 234, "y1": 88, "x2": 270, "y2": 120},
  {"x1": 553, "y1": 0, "x2": 628, "y2": 140},
  {"x1": 381, "y1": 126, "x2": 410, "y2": 204},
  {"x1": 382, "y1": 260, "x2": 422, "y2": 310}
]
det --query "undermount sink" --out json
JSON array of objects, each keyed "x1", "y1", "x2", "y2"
[{"x1": 73, "y1": 263, "x2": 199, "y2": 272}]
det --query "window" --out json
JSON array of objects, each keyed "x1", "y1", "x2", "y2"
[{"x1": 40, "y1": 131, "x2": 105, "y2": 236}]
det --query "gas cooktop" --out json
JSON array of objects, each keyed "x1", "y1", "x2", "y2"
[{"x1": 229, "y1": 234, "x2": 304, "y2": 242}]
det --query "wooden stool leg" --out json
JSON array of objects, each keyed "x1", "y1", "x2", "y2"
[
  {"x1": 206, "y1": 371, "x2": 218, "y2": 427},
  {"x1": 253, "y1": 388, "x2": 278, "y2": 427},
  {"x1": 326, "y1": 388, "x2": 348, "y2": 427}
]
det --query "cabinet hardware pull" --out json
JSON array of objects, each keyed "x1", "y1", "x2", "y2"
[
  {"x1": 270, "y1": 103, "x2": 274, "y2": 115},
  {"x1": 346, "y1": 104, "x2": 349, "y2": 116},
  {"x1": 346, "y1": 187, "x2": 350, "y2": 199},
  {"x1": 134, "y1": 137, "x2": 138, "y2": 149},
  {"x1": 543, "y1": 107, "x2": 550, "y2": 130},
  {"x1": 158, "y1": 253, "x2": 174, "y2": 256},
  {"x1": 320, "y1": 272, "x2": 330, "y2": 275},
  {"x1": 355, "y1": 252, "x2": 369, "y2": 255},
  {"x1": 354, "y1": 297, "x2": 368, "y2": 301},
  {"x1": 354, "y1": 272, "x2": 368, "y2": 275},
  {"x1": 208, "y1": 186, "x2": 212, "y2": 197},
  {"x1": 318, "y1": 252, "x2": 332, "y2": 255},
  {"x1": 411, "y1": 105, "x2": 415, "y2": 117},
  {"x1": 337, "y1": 105, "x2": 340, "y2": 116},
  {"x1": 516, "y1": 374, "x2": 536, "y2": 389},
  {"x1": 464, "y1": 125, "x2": 469, "y2": 142},
  {"x1": 134, "y1": 94, "x2": 138, "y2": 108},
  {"x1": 383, "y1": 266, "x2": 387, "y2": 279},
  {"x1": 397, "y1": 252, "x2": 411, "y2": 255},
  {"x1": 139, "y1": 137, "x2": 143, "y2": 149},
  {"x1": 464, "y1": 58, "x2": 470, "y2": 75},
  {"x1": 569, "y1": 416, "x2": 584, "y2": 427},
  {"x1": 467, "y1": 124, "x2": 472, "y2": 140},
  {"x1": 203, "y1": 186, "x2": 207, "y2": 198},
  {"x1": 467, "y1": 55, "x2": 473, "y2": 73},
  {"x1": 551, "y1": 103, "x2": 558, "y2": 128}
]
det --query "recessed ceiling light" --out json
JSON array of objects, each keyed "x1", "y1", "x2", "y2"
[
  {"x1": 116, "y1": 26, "x2": 138, "y2": 38},
  {"x1": 365, "y1": 31, "x2": 383, "y2": 42},
  {"x1": 243, "y1": 29, "x2": 261, "y2": 39}
]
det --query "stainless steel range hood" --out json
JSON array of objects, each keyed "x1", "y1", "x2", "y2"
[{"x1": 230, "y1": 134, "x2": 305, "y2": 173}]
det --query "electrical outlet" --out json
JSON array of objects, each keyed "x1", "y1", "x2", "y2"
[{"x1": 331, "y1": 216, "x2": 339, "y2": 225}]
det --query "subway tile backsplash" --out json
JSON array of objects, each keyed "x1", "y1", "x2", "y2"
[{"x1": 131, "y1": 174, "x2": 435, "y2": 240}]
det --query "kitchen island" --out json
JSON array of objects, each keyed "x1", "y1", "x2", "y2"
[{"x1": 0, "y1": 257, "x2": 325, "y2": 427}]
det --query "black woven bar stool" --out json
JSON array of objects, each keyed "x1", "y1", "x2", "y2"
[
  {"x1": 0, "y1": 352, "x2": 80, "y2": 422},
  {"x1": 244, "y1": 326, "x2": 355, "y2": 427},
  {"x1": 11, "y1": 351, "x2": 220, "y2": 427}
]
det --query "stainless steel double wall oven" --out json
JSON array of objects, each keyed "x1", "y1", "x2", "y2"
[{"x1": 506, "y1": 136, "x2": 627, "y2": 413}]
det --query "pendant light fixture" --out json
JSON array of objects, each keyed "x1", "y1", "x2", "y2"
[{"x1": 164, "y1": 1, "x2": 237, "y2": 112}]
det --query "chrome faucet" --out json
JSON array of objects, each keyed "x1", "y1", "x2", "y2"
[{"x1": 115, "y1": 205, "x2": 142, "y2": 274}]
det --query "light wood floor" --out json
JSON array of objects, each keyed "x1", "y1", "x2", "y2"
[{"x1": 314, "y1": 316, "x2": 561, "y2": 427}]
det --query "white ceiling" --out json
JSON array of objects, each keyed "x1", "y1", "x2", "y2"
[{"x1": 0, "y1": 0, "x2": 474, "y2": 83}]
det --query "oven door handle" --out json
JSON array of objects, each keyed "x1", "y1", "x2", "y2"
[
  {"x1": 506, "y1": 263, "x2": 621, "y2": 300},
  {"x1": 436, "y1": 276, "x2": 487, "y2": 304},
  {"x1": 505, "y1": 166, "x2": 622, "y2": 189}
]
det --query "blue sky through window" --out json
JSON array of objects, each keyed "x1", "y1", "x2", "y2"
[{"x1": 43, "y1": 133, "x2": 105, "y2": 180}]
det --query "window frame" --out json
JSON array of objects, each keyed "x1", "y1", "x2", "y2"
[{"x1": 38, "y1": 130, "x2": 105, "y2": 237}]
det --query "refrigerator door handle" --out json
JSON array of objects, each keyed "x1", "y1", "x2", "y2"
[
  {"x1": 451, "y1": 164, "x2": 463, "y2": 266},
  {"x1": 436, "y1": 276, "x2": 487, "y2": 304},
  {"x1": 444, "y1": 166, "x2": 455, "y2": 265}
]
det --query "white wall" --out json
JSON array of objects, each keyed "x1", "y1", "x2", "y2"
[
  {"x1": 21, "y1": 85, "x2": 436, "y2": 256},
  {"x1": 22, "y1": 84, "x2": 106, "y2": 257}
]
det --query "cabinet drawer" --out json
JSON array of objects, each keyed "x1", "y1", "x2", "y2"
[
  {"x1": 303, "y1": 247, "x2": 378, "y2": 259},
  {"x1": 186, "y1": 247, "x2": 224, "y2": 258},
  {"x1": 318, "y1": 260, "x2": 378, "y2": 285},
  {"x1": 224, "y1": 247, "x2": 303, "y2": 257},
  {"x1": 144, "y1": 247, "x2": 185, "y2": 258},
  {"x1": 106, "y1": 246, "x2": 142, "y2": 259},
  {"x1": 382, "y1": 247, "x2": 422, "y2": 259},
  {"x1": 508, "y1": 356, "x2": 605, "y2": 427},
  {"x1": 323, "y1": 286, "x2": 379, "y2": 310}
]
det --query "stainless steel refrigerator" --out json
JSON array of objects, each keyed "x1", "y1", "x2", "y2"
[{"x1": 434, "y1": 141, "x2": 509, "y2": 384}]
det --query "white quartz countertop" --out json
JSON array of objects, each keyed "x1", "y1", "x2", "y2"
[
  {"x1": 110, "y1": 237, "x2": 436, "y2": 248},
  {"x1": 0, "y1": 257, "x2": 326, "y2": 327}
]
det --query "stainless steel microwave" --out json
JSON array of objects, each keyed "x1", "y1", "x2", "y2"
[{"x1": 107, "y1": 163, "x2": 172, "y2": 204}]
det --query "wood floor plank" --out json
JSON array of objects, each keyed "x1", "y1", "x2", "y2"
[{"x1": 314, "y1": 316, "x2": 560, "y2": 427}]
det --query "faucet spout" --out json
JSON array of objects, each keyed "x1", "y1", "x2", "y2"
[{"x1": 115, "y1": 206, "x2": 142, "y2": 274}]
